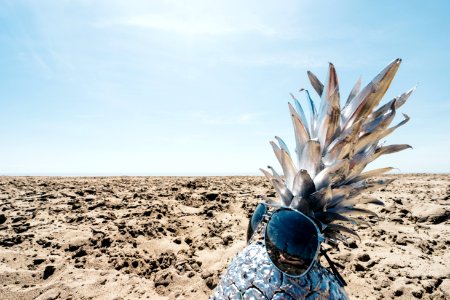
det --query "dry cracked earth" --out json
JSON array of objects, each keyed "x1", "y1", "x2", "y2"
[{"x1": 0, "y1": 174, "x2": 449, "y2": 299}]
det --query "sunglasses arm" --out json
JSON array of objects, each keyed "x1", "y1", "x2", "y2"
[{"x1": 320, "y1": 248, "x2": 347, "y2": 287}]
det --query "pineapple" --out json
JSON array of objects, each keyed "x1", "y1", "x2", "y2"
[{"x1": 211, "y1": 59, "x2": 413, "y2": 299}]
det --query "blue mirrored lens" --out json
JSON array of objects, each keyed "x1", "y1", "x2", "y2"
[
  {"x1": 246, "y1": 203, "x2": 268, "y2": 242},
  {"x1": 265, "y1": 209, "x2": 319, "y2": 276},
  {"x1": 251, "y1": 203, "x2": 267, "y2": 231}
]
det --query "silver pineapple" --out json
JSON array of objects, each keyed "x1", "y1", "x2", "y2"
[
  {"x1": 211, "y1": 59, "x2": 413, "y2": 299},
  {"x1": 211, "y1": 243, "x2": 347, "y2": 300}
]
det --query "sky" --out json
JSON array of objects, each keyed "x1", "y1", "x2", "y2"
[{"x1": 0, "y1": 0, "x2": 449, "y2": 175}]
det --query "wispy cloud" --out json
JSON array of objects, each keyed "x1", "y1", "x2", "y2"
[
  {"x1": 222, "y1": 52, "x2": 330, "y2": 68},
  {"x1": 160, "y1": 133, "x2": 206, "y2": 145},
  {"x1": 186, "y1": 111, "x2": 263, "y2": 125},
  {"x1": 94, "y1": 13, "x2": 276, "y2": 37},
  {"x1": 204, "y1": 112, "x2": 262, "y2": 125},
  {"x1": 28, "y1": 50, "x2": 54, "y2": 79},
  {"x1": 156, "y1": 110, "x2": 264, "y2": 126}
]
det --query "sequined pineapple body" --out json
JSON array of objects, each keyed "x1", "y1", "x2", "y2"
[{"x1": 211, "y1": 242, "x2": 347, "y2": 300}]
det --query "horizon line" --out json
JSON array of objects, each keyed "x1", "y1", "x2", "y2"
[{"x1": 1, "y1": 171, "x2": 448, "y2": 177}]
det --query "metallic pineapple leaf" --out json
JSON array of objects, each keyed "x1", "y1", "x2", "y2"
[
  {"x1": 307, "y1": 70, "x2": 324, "y2": 97},
  {"x1": 341, "y1": 58, "x2": 401, "y2": 131},
  {"x1": 344, "y1": 77, "x2": 362, "y2": 109}
]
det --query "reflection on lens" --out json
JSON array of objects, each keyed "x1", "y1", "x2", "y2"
[
  {"x1": 265, "y1": 209, "x2": 319, "y2": 276},
  {"x1": 246, "y1": 203, "x2": 268, "y2": 242}
]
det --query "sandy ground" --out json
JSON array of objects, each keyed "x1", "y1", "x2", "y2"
[{"x1": 0, "y1": 174, "x2": 449, "y2": 300}]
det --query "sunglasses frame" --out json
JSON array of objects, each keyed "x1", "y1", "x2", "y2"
[{"x1": 249, "y1": 202, "x2": 325, "y2": 278}]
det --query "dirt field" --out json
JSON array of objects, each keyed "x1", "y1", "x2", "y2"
[{"x1": 0, "y1": 174, "x2": 449, "y2": 299}]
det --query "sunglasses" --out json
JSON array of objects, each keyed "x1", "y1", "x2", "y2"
[{"x1": 247, "y1": 202, "x2": 346, "y2": 286}]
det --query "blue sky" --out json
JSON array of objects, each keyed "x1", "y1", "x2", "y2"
[{"x1": 0, "y1": 0, "x2": 449, "y2": 175}]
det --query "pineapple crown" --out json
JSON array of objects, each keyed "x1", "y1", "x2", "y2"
[{"x1": 260, "y1": 58, "x2": 413, "y2": 245}]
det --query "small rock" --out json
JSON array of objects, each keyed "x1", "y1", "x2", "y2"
[
  {"x1": 83, "y1": 188, "x2": 96, "y2": 195},
  {"x1": 101, "y1": 238, "x2": 112, "y2": 248},
  {"x1": 439, "y1": 279, "x2": 450, "y2": 298},
  {"x1": 0, "y1": 214, "x2": 6, "y2": 224},
  {"x1": 412, "y1": 289, "x2": 423, "y2": 298},
  {"x1": 66, "y1": 244, "x2": 81, "y2": 252},
  {"x1": 75, "y1": 190, "x2": 85, "y2": 196},
  {"x1": 154, "y1": 270, "x2": 173, "y2": 287},
  {"x1": 73, "y1": 249, "x2": 87, "y2": 258},
  {"x1": 381, "y1": 279, "x2": 391, "y2": 288},
  {"x1": 13, "y1": 224, "x2": 30, "y2": 233},
  {"x1": 166, "y1": 226, "x2": 177, "y2": 233},
  {"x1": 348, "y1": 240, "x2": 358, "y2": 249},
  {"x1": 411, "y1": 204, "x2": 449, "y2": 224},
  {"x1": 205, "y1": 276, "x2": 218, "y2": 289},
  {"x1": 422, "y1": 279, "x2": 435, "y2": 293},
  {"x1": 39, "y1": 290, "x2": 60, "y2": 300},
  {"x1": 0, "y1": 235, "x2": 23, "y2": 247},
  {"x1": 12, "y1": 216, "x2": 26, "y2": 223},
  {"x1": 354, "y1": 263, "x2": 365, "y2": 272},
  {"x1": 201, "y1": 271, "x2": 213, "y2": 279},
  {"x1": 61, "y1": 191, "x2": 77, "y2": 199},
  {"x1": 42, "y1": 192, "x2": 57, "y2": 199},
  {"x1": 85, "y1": 195, "x2": 96, "y2": 201},
  {"x1": 396, "y1": 235, "x2": 409, "y2": 246},
  {"x1": 357, "y1": 253, "x2": 371, "y2": 262},
  {"x1": 33, "y1": 259, "x2": 45, "y2": 265},
  {"x1": 222, "y1": 235, "x2": 233, "y2": 246},
  {"x1": 393, "y1": 288, "x2": 403, "y2": 296},
  {"x1": 43, "y1": 265, "x2": 56, "y2": 279},
  {"x1": 205, "y1": 193, "x2": 219, "y2": 201}
]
